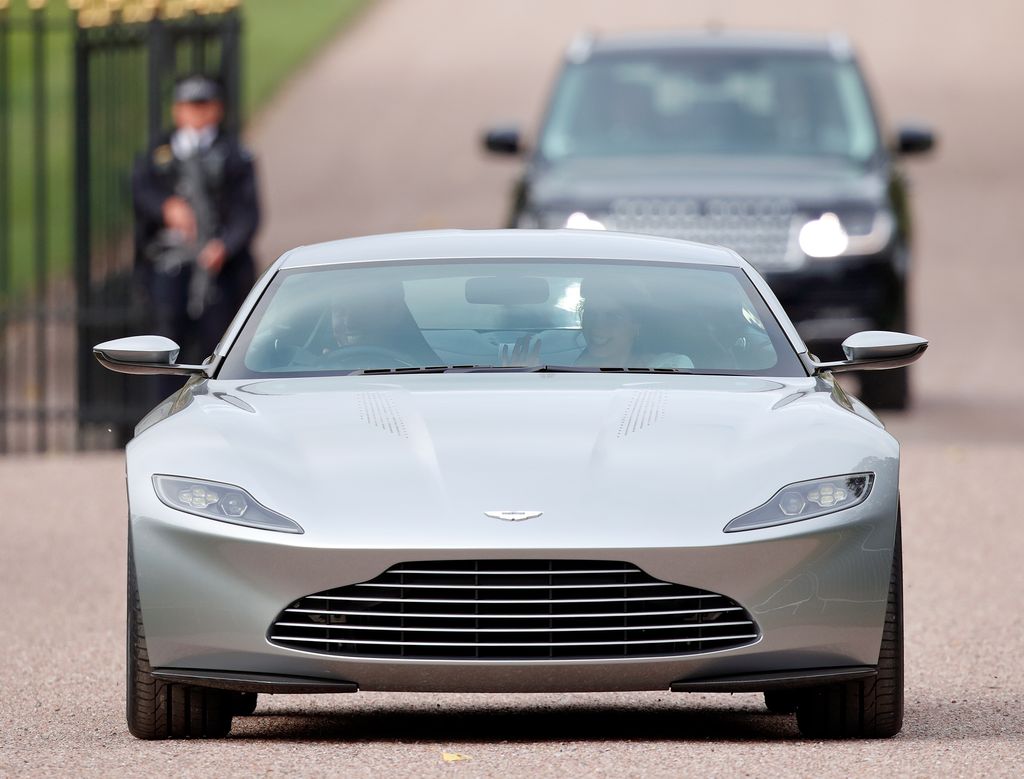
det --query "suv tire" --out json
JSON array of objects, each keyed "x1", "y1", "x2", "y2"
[
  {"x1": 232, "y1": 692, "x2": 258, "y2": 716},
  {"x1": 764, "y1": 690, "x2": 799, "y2": 714},
  {"x1": 859, "y1": 367, "x2": 910, "y2": 411}
]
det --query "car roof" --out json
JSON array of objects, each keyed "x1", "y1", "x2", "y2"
[
  {"x1": 578, "y1": 30, "x2": 852, "y2": 59},
  {"x1": 278, "y1": 229, "x2": 744, "y2": 269},
  {"x1": 221, "y1": 229, "x2": 807, "y2": 360}
]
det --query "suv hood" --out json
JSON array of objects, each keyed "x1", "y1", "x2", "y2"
[{"x1": 528, "y1": 155, "x2": 887, "y2": 212}]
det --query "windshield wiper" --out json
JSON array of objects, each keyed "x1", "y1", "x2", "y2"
[
  {"x1": 347, "y1": 364, "x2": 583, "y2": 375},
  {"x1": 589, "y1": 366, "x2": 699, "y2": 375},
  {"x1": 489, "y1": 365, "x2": 702, "y2": 375},
  {"x1": 348, "y1": 364, "x2": 699, "y2": 376},
  {"x1": 347, "y1": 365, "x2": 467, "y2": 376}
]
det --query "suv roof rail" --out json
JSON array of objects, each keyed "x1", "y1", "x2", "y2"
[
  {"x1": 827, "y1": 32, "x2": 853, "y2": 59},
  {"x1": 566, "y1": 32, "x2": 595, "y2": 64}
]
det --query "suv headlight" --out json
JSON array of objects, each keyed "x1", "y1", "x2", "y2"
[
  {"x1": 153, "y1": 475, "x2": 303, "y2": 534},
  {"x1": 520, "y1": 210, "x2": 609, "y2": 230},
  {"x1": 564, "y1": 211, "x2": 607, "y2": 230},
  {"x1": 724, "y1": 473, "x2": 874, "y2": 532},
  {"x1": 798, "y1": 212, "x2": 849, "y2": 257},
  {"x1": 515, "y1": 212, "x2": 541, "y2": 229},
  {"x1": 797, "y1": 210, "x2": 894, "y2": 258}
]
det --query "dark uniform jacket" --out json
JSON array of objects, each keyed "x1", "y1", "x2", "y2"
[{"x1": 131, "y1": 130, "x2": 260, "y2": 359}]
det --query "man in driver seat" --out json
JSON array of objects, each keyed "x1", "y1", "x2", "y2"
[{"x1": 326, "y1": 282, "x2": 439, "y2": 367}]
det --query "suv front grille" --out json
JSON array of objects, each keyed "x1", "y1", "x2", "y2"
[
  {"x1": 603, "y1": 197, "x2": 800, "y2": 270},
  {"x1": 269, "y1": 560, "x2": 759, "y2": 660}
]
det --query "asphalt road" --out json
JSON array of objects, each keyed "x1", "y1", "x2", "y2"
[{"x1": 3, "y1": 1, "x2": 1024, "y2": 776}]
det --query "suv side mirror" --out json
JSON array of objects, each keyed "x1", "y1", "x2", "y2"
[
  {"x1": 94, "y1": 335, "x2": 210, "y2": 376},
  {"x1": 812, "y1": 331, "x2": 928, "y2": 373},
  {"x1": 895, "y1": 124, "x2": 935, "y2": 155},
  {"x1": 482, "y1": 126, "x2": 522, "y2": 155}
]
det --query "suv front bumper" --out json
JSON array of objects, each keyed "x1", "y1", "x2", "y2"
[{"x1": 763, "y1": 252, "x2": 905, "y2": 360}]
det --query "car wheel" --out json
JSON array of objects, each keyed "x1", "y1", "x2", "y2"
[
  {"x1": 764, "y1": 690, "x2": 799, "y2": 714},
  {"x1": 127, "y1": 537, "x2": 233, "y2": 739},
  {"x1": 858, "y1": 367, "x2": 910, "y2": 411},
  {"x1": 231, "y1": 692, "x2": 258, "y2": 716},
  {"x1": 796, "y1": 518, "x2": 903, "y2": 739}
]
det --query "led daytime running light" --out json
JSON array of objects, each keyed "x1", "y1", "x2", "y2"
[
  {"x1": 152, "y1": 475, "x2": 303, "y2": 534},
  {"x1": 725, "y1": 473, "x2": 874, "y2": 532}
]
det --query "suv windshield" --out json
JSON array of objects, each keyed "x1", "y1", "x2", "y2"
[
  {"x1": 539, "y1": 50, "x2": 879, "y2": 163},
  {"x1": 219, "y1": 260, "x2": 805, "y2": 378}
]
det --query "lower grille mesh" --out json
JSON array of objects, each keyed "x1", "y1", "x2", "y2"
[{"x1": 269, "y1": 560, "x2": 759, "y2": 660}]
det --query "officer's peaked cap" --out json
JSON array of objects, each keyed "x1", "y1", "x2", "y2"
[{"x1": 173, "y1": 75, "x2": 222, "y2": 104}]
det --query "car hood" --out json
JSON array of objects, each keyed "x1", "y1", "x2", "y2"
[
  {"x1": 527, "y1": 155, "x2": 887, "y2": 212},
  {"x1": 130, "y1": 373, "x2": 896, "y2": 548}
]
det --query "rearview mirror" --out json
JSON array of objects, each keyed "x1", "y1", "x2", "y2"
[
  {"x1": 482, "y1": 126, "x2": 522, "y2": 155},
  {"x1": 465, "y1": 276, "x2": 549, "y2": 304},
  {"x1": 812, "y1": 331, "x2": 928, "y2": 373},
  {"x1": 93, "y1": 335, "x2": 209, "y2": 376}
]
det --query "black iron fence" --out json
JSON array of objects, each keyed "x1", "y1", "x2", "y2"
[{"x1": 0, "y1": 1, "x2": 240, "y2": 453}]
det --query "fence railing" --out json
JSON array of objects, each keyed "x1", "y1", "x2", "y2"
[{"x1": 0, "y1": 1, "x2": 241, "y2": 453}]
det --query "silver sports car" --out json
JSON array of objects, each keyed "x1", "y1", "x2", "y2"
[{"x1": 95, "y1": 229, "x2": 926, "y2": 740}]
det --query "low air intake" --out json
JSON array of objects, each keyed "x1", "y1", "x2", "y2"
[{"x1": 269, "y1": 560, "x2": 758, "y2": 661}]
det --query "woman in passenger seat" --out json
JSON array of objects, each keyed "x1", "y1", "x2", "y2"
[
  {"x1": 503, "y1": 277, "x2": 693, "y2": 370},
  {"x1": 573, "y1": 279, "x2": 694, "y2": 370}
]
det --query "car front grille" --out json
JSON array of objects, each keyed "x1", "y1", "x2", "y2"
[
  {"x1": 268, "y1": 560, "x2": 759, "y2": 660},
  {"x1": 602, "y1": 197, "x2": 801, "y2": 271}
]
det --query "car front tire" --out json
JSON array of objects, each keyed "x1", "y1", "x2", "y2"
[
  {"x1": 127, "y1": 538, "x2": 234, "y2": 739},
  {"x1": 764, "y1": 690, "x2": 799, "y2": 714},
  {"x1": 795, "y1": 519, "x2": 903, "y2": 738},
  {"x1": 231, "y1": 692, "x2": 259, "y2": 716}
]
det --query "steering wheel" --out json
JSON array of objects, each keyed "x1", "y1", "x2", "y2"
[{"x1": 320, "y1": 345, "x2": 417, "y2": 370}]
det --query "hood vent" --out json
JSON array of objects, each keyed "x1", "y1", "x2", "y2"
[
  {"x1": 618, "y1": 390, "x2": 666, "y2": 438},
  {"x1": 357, "y1": 392, "x2": 407, "y2": 438}
]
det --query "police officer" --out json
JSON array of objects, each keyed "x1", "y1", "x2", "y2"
[{"x1": 132, "y1": 74, "x2": 260, "y2": 369}]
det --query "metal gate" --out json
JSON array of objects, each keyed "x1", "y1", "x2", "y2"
[{"x1": 0, "y1": 1, "x2": 241, "y2": 453}]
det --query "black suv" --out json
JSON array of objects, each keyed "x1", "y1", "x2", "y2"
[{"x1": 484, "y1": 32, "x2": 934, "y2": 408}]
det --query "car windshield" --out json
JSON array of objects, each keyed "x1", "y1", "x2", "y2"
[
  {"x1": 219, "y1": 260, "x2": 805, "y2": 378},
  {"x1": 539, "y1": 50, "x2": 879, "y2": 163}
]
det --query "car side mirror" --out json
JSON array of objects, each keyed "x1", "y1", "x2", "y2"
[
  {"x1": 93, "y1": 335, "x2": 210, "y2": 376},
  {"x1": 895, "y1": 124, "x2": 935, "y2": 155},
  {"x1": 482, "y1": 125, "x2": 522, "y2": 155},
  {"x1": 811, "y1": 331, "x2": 928, "y2": 374}
]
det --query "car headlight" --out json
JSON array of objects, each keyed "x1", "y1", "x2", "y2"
[
  {"x1": 152, "y1": 475, "x2": 303, "y2": 534},
  {"x1": 797, "y1": 210, "x2": 894, "y2": 258},
  {"x1": 724, "y1": 473, "x2": 874, "y2": 532}
]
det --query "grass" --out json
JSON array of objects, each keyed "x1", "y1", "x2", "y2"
[
  {"x1": 0, "y1": 0, "x2": 369, "y2": 295},
  {"x1": 244, "y1": 0, "x2": 369, "y2": 119}
]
